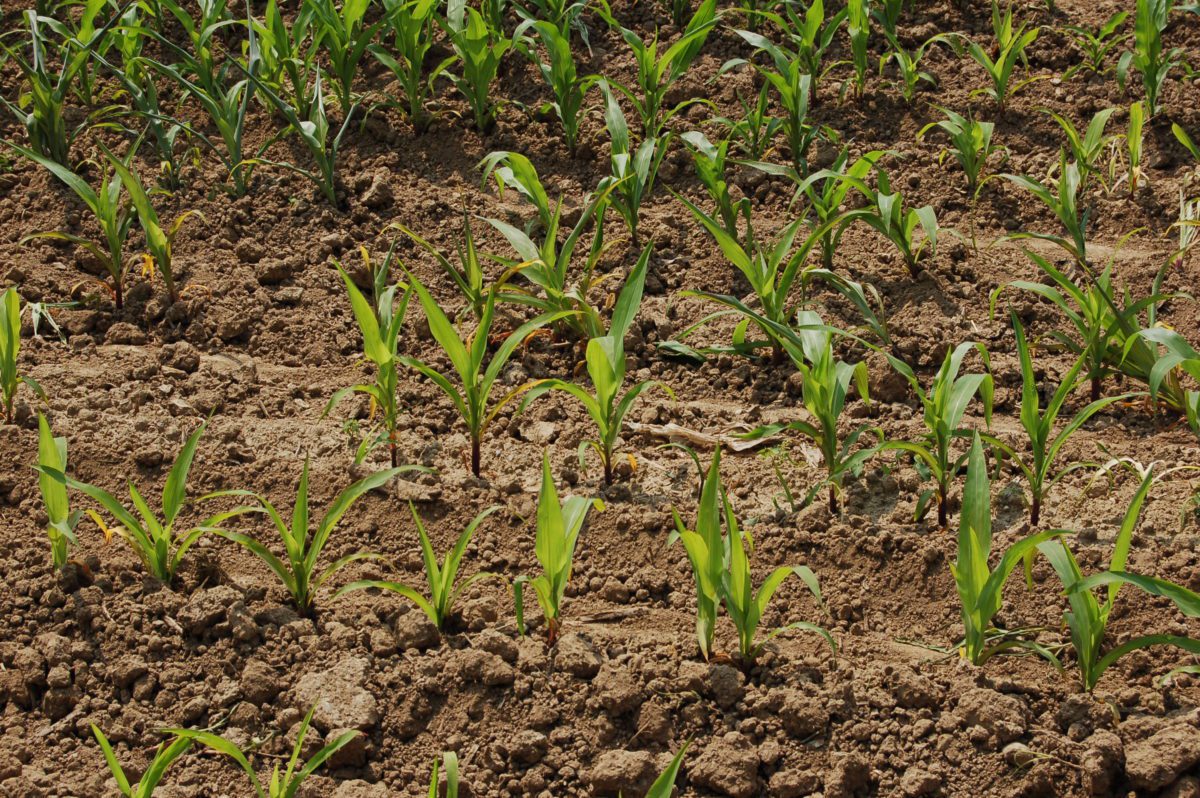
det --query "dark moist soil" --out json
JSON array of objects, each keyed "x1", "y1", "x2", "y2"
[{"x1": 2, "y1": 0, "x2": 1200, "y2": 796}]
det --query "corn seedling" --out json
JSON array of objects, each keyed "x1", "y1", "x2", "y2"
[
  {"x1": 845, "y1": 169, "x2": 942, "y2": 277},
  {"x1": 1117, "y1": 0, "x2": 1180, "y2": 116},
  {"x1": 670, "y1": 447, "x2": 727, "y2": 659},
  {"x1": 104, "y1": 144, "x2": 202, "y2": 305},
  {"x1": 723, "y1": 485, "x2": 833, "y2": 661},
  {"x1": 725, "y1": 33, "x2": 829, "y2": 175},
  {"x1": 880, "y1": 343, "x2": 993, "y2": 528},
  {"x1": 37, "y1": 414, "x2": 81, "y2": 569},
  {"x1": 1040, "y1": 463, "x2": 1200, "y2": 690},
  {"x1": 202, "y1": 460, "x2": 414, "y2": 613},
  {"x1": 711, "y1": 83, "x2": 781, "y2": 160},
  {"x1": 326, "y1": 253, "x2": 410, "y2": 465},
  {"x1": 372, "y1": 0, "x2": 442, "y2": 132},
  {"x1": 1002, "y1": 152, "x2": 1089, "y2": 267},
  {"x1": 478, "y1": 151, "x2": 621, "y2": 338},
  {"x1": 402, "y1": 275, "x2": 565, "y2": 476},
  {"x1": 40, "y1": 423, "x2": 231, "y2": 582},
  {"x1": 167, "y1": 706, "x2": 358, "y2": 797},
  {"x1": 919, "y1": 108, "x2": 1003, "y2": 200},
  {"x1": 10, "y1": 141, "x2": 137, "y2": 308},
  {"x1": 523, "y1": 254, "x2": 670, "y2": 484},
  {"x1": 1124, "y1": 101, "x2": 1147, "y2": 193},
  {"x1": 307, "y1": 0, "x2": 385, "y2": 116},
  {"x1": 244, "y1": 67, "x2": 356, "y2": 207},
  {"x1": 953, "y1": 433, "x2": 1062, "y2": 665},
  {"x1": 92, "y1": 725, "x2": 191, "y2": 798},
  {"x1": 846, "y1": 0, "x2": 870, "y2": 98},
  {"x1": 753, "y1": 0, "x2": 845, "y2": 101},
  {"x1": 337, "y1": 504, "x2": 504, "y2": 630},
  {"x1": 251, "y1": 0, "x2": 318, "y2": 118},
  {"x1": 143, "y1": 6, "x2": 258, "y2": 195},
  {"x1": 646, "y1": 744, "x2": 688, "y2": 798},
  {"x1": 989, "y1": 314, "x2": 1135, "y2": 526},
  {"x1": 740, "y1": 310, "x2": 879, "y2": 513},
  {"x1": 0, "y1": 11, "x2": 119, "y2": 165},
  {"x1": 777, "y1": 147, "x2": 884, "y2": 268},
  {"x1": 442, "y1": 5, "x2": 511, "y2": 133},
  {"x1": 879, "y1": 31, "x2": 954, "y2": 104},
  {"x1": 386, "y1": 213, "x2": 497, "y2": 322},
  {"x1": 597, "y1": 81, "x2": 668, "y2": 246},
  {"x1": 1044, "y1": 107, "x2": 1117, "y2": 192},
  {"x1": 680, "y1": 131, "x2": 746, "y2": 242},
  {"x1": 594, "y1": 0, "x2": 718, "y2": 139},
  {"x1": 518, "y1": 20, "x2": 591, "y2": 154},
  {"x1": 1133, "y1": 327, "x2": 1200, "y2": 433},
  {"x1": 428, "y1": 752, "x2": 460, "y2": 798},
  {"x1": 514, "y1": 455, "x2": 602, "y2": 644},
  {"x1": 873, "y1": 0, "x2": 906, "y2": 38},
  {"x1": 967, "y1": 9, "x2": 1040, "y2": 112},
  {"x1": 1061, "y1": 11, "x2": 1129, "y2": 79},
  {"x1": 1, "y1": 288, "x2": 46, "y2": 423}
]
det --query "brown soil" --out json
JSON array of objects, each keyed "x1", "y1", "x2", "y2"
[{"x1": 2, "y1": 0, "x2": 1200, "y2": 796}]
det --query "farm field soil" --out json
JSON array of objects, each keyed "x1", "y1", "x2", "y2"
[{"x1": 2, "y1": 0, "x2": 1200, "y2": 796}]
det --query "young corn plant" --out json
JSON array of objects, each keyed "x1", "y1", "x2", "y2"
[
  {"x1": 846, "y1": 0, "x2": 870, "y2": 98},
  {"x1": 337, "y1": 504, "x2": 503, "y2": 631},
  {"x1": 37, "y1": 414, "x2": 81, "y2": 569},
  {"x1": 402, "y1": 276, "x2": 564, "y2": 476},
  {"x1": 595, "y1": 0, "x2": 718, "y2": 138},
  {"x1": 372, "y1": 0, "x2": 441, "y2": 132},
  {"x1": 1044, "y1": 107, "x2": 1117, "y2": 192},
  {"x1": 145, "y1": 29, "x2": 258, "y2": 195},
  {"x1": 1002, "y1": 152, "x2": 1089, "y2": 267},
  {"x1": 326, "y1": 254, "x2": 410, "y2": 466},
  {"x1": 598, "y1": 81, "x2": 669, "y2": 246},
  {"x1": 167, "y1": 706, "x2": 358, "y2": 797},
  {"x1": 11, "y1": 143, "x2": 138, "y2": 307},
  {"x1": 244, "y1": 69, "x2": 356, "y2": 207},
  {"x1": 726, "y1": 33, "x2": 828, "y2": 175},
  {"x1": 711, "y1": 83, "x2": 781, "y2": 160},
  {"x1": 1061, "y1": 11, "x2": 1129, "y2": 79},
  {"x1": 522, "y1": 253, "x2": 669, "y2": 484},
  {"x1": 307, "y1": 0, "x2": 385, "y2": 115},
  {"x1": 754, "y1": 0, "x2": 845, "y2": 101},
  {"x1": 1, "y1": 11, "x2": 118, "y2": 165},
  {"x1": 442, "y1": 5, "x2": 511, "y2": 133},
  {"x1": 723, "y1": 489, "x2": 834, "y2": 662},
  {"x1": 967, "y1": 12, "x2": 1040, "y2": 112},
  {"x1": 845, "y1": 169, "x2": 942, "y2": 277},
  {"x1": 880, "y1": 342, "x2": 994, "y2": 528},
  {"x1": 1133, "y1": 327, "x2": 1200, "y2": 433},
  {"x1": 104, "y1": 145, "x2": 202, "y2": 305},
  {"x1": 92, "y1": 725, "x2": 191, "y2": 798},
  {"x1": 202, "y1": 460, "x2": 413, "y2": 614},
  {"x1": 953, "y1": 433, "x2": 1062, "y2": 666},
  {"x1": 673, "y1": 189, "x2": 818, "y2": 358},
  {"x1": 514, "y1": 455, "x2": 603, "y2": 644},
  {"x1": 386, "y1": 212, "x2": 494, "y2": 322},
  {"x1": 1040, "y1": 464, "x2": 1200, "y2": 691},
  {"x1": 670, "y1": 447, "x2": 728, "y2": 660},
  {"x1": 251, "y1": 0, "x2": 318, "y2": 119},
  {"x1": 740, "y1": 310, "x2": 879, "y2": 513},
  {"x1": 989, "y1": 314, "x2": 1135, "y2": 526},
  {"x1": 680, "y1": 130, "x2": 746, "y2": 242},
  {"x1": 879, "y1": 31, "x2": 954, "y2": 104},
  {"x1": 1117, "y1": 0, "x2": 1180, "y2": 116},
  {"x1": 478, "y1": 151, "x2": 621, "y2": 338},
  {"x1": 42, "y1": 423, "x2": 226, "y2": 582},
  {"x1": 783, "y1": 148, "x2": 884, "y2": 268},
  {"x1": 428, "y1": 752, "x2": 460, "y2": 798},
  {"x1": 919, "y1": 108, "x2": 1006, "y2": 200},
  {"x1": 1124, "y1": 101, "x2": 1147, "y2": 193},
  {"x1": 518, "y1": 20, "x2": 591, "y2": 154},
  {"x1": 1, "y1": 287, "x2": 47, "y2": 423}
]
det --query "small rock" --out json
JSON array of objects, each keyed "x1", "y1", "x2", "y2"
[
  {"x1": 105, "y1": 322, "x2": 146, "y2": 345},
  {"x1": 393, "y1": 611, "x2": 440, "y2": 651},
  {"x1": 956, "y1": 688, "x2": 1027, "y2": 745},
  {"x1": 584, "y1": 750, "x2": 658, "y2": 796},
  {"x1": 177, "y1": 585, "x2": 241, "y2": 636},
  {"x1": 555, "y1": 633, "x2": 602, "y2": 679},
  {"x1": 507, "y1": 730, "x2": 549, "y2": 765},
  {"x1": 1125, "y1": 724, "x2": 1200, "y2": 791},
  {"x1": 708, "y1": 664, "x2": 745, "y2": 709},
  {"x1": 690, "y1": 734, "x2": 760, "y2": 798},
  {"x1": 899, "y1": 767, "x2": 939, "y2": 797},
  {"x1": 294, "y1": 657, "x2": 379, "y2": 732},
  {"x1": 240, "y1": 659, "x2": 281, "y2": 705}
]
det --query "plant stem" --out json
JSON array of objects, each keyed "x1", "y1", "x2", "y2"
[
  {"x1": 471, "y1": 434, "x2": 481, "y2": 477},
  {"x1": 828, "y1": 484, "x2": 838, "y2": 514},
  {"x1": 1031, "y1": 495, "x2": 1041, "y2": 527}
]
